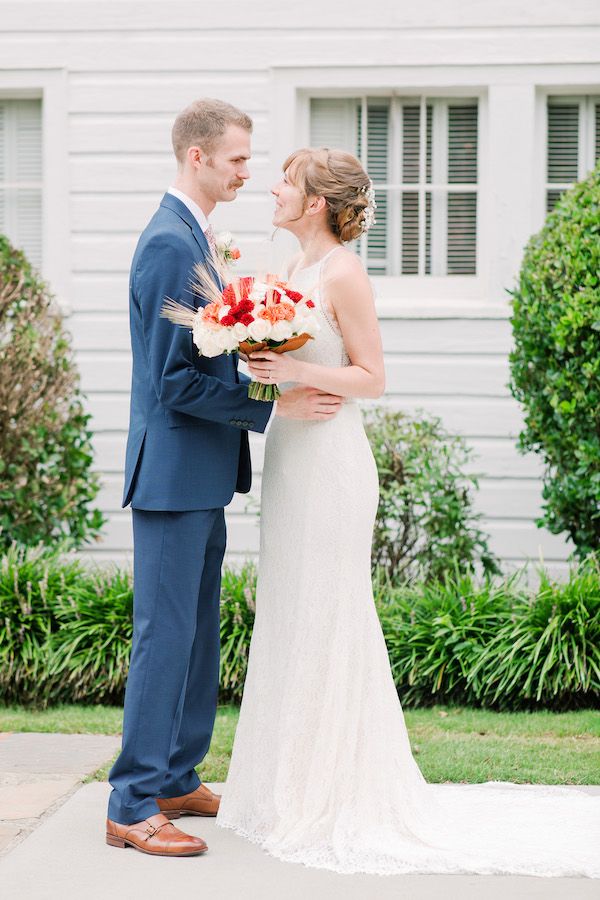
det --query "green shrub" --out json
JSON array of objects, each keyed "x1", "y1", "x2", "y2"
[
  {"x1": 0, "y1": 235, "x2": 104, "y2": 550},
  {"x1": 0, "y1": 544, "x2": 82, "y2": 704},
  {"x1": 509, "y1": 163, "x2": 600, "y2": 557},
  {"x1": 375, "y1": 568, "x2": 514, "y2": 707},
  {"x1": 219, "y1": 562, "x2": 257, "y2": 704},
  {"x1": 1, "y1": 549, "x2": 597, "y2": 711},
  {"x1": 467, "y1": 559, "x2": 600, "y2": 709},
  {"x1": 364, "y1": 408, "x2": 499, "y2": 584},
  {"x1": 47, "y1": 567, "x2": 133, "y2": 704}
]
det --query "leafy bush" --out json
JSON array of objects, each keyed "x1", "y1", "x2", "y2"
[
  {"x1": 1, "y1": 548, "x2": 597, "y2": 711},
  {"x1": 509, "y1": 163, "x2": 600, "y2": 556},
  {"x1": 0, "y1": 235, "x2": 104, "y2": 550},
  {"x1": 0, "y1": 544, "x2": 82, "y2": 704},
  {"x1": 219, "y1": 562, "x2": 257, "y2": 703},
  {"x1": 364, "y1": 408, "x2": 499, "y2": 584}
]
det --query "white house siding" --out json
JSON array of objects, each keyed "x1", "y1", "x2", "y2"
[{"x1": 2, "y1": 1, "x2": 600, "y2": 575}]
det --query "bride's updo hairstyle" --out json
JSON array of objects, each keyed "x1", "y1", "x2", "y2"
[{"x1": 284, "y1": 147, "x2": 372, "y2": 243}]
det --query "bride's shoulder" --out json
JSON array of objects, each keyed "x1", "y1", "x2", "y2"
[{"x1": 325, "y1": 247, "x2": 370, "y2": 287}]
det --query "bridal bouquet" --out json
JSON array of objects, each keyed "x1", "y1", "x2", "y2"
[{"x1": 161, "y1": 263, "x2": 320, "y2": 401}]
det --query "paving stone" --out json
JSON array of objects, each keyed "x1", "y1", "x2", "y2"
[
  {"x1": 0, "y1": 774, "x2": 80, "y2": 820},
  {"x1": 0, "y1": 825, "x2": 20, "y2": 852},
  {"x1": 0, "y1": 734, "x2": 121, "y2": 776}
]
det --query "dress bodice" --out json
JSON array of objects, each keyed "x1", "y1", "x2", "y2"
[{"x1": 287, "y1": 247, "x2": 350, "y2": 370}]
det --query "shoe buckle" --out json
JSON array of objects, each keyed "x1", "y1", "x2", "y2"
[{"x1": 145, "y1": 824, "x2": 157, "y2": 837}]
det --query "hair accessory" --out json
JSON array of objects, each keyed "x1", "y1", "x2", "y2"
[{"x1": 360, "y1": 180, "x2": 377, "y2": 233}]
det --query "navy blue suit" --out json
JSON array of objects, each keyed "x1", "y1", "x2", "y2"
[{"x1": 108, "y1": 193, "x2": 272, "y2": 825}]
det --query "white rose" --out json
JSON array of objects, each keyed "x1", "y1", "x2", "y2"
[
  {"x1": 249, "y1": 282, "x2": 269, "y2": 299},
  {"x1": 301, "y1": 314, "x2": 320, "y2": 337},
  {"x1": 192, "y1": 320, "x2": 211, "y2": 349},
  {"x1": 247, "y1": 318, "x2": 272, "y2": 341},
  {"x1": 232, "y1": 321, "x2": 248, "y2": 341},
  {"x1": 199, "y1": 333, "x2": 223, "y2": 358},
  {"x1": 216, "y1": 327, "x2": 239, "y2": 353},
  {"x1": 270, "y1": 319, "x2": 293, "y2": 341},
  {"x1": 218, "y1": 305, "x2": 231, "y2": 321}
]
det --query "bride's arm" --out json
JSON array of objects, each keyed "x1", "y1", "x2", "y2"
[{"x1": 248, "y1": 253, "x2": 385, "y2": 400}]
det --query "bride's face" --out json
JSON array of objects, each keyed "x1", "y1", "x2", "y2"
[{"x1": 271, "y1": 166, "x2": 306, "y2": 231}]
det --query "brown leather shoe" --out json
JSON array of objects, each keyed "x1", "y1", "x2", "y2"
[
  {"x1": 157, "y1": 784, "x2": 221, "y2": 819},
  {"x1": 106, "y1": 813, "x2": 207, "y2": 856}
]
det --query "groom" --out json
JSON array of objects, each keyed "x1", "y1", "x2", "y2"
[{"x1": 106, "y1": 98, "x2": 342, "y2": 857}]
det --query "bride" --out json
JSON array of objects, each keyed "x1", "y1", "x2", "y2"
[{"x1": 216, "y1": 147, "x2": 599, "y2": 877}]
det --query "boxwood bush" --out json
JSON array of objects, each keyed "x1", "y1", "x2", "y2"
[
  {"x1": 364, "y1": 408, "x2": 499, "y2": 584},
  {"x1": 509, "y1": 162, "x2": 600, "y2": 557},
  {"x1": 0, "y1": 235, "x2": 104, "y2": 550}
]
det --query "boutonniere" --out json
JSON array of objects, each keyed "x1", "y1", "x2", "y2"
[{"x1": 216, "y1": 231, "x2": 241, "y2": 264}]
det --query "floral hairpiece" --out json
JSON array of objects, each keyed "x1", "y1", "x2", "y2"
[{"x1": 360, "y1": 180, "x2": 377, "y2": 233}]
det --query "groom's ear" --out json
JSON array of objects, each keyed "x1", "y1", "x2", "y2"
[{"x1": 187, "y1": 145, "x2": 207, "y2": 169}]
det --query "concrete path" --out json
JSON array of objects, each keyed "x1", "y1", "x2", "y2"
[
  {"x1": 1, "y1": 780, "x2": 599, "y2": 900},
  {"x1": 0, "y1": 732, "x2": 121, "y2": 855}
]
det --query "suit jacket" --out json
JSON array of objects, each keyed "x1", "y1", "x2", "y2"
[{"x1": 122, "y1": 192, "x2": 273, "y2": 510}]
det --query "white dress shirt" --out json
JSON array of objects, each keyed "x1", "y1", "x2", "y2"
[{"x1": 167, "y1": 186, "x2": 210, "y2": 233}]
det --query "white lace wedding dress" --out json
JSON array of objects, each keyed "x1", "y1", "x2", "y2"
[{"x1": 217, "y1": 249, "x2": 600, "y2": 877}]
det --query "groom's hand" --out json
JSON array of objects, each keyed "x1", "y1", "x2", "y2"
[{"x1": 275, "y1": 386, "x2": 343, "y2": 420}]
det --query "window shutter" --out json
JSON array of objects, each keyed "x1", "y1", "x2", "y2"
[
  {"x1": 595, "y1": 102, "x2": 600, "y2": 165},
  {"x1": 401, "y1": 105, "x2": 420, "y2": 274},
  {"x1": 546, "y1": 101, "x2": 579, "y2": 212},
  {"x1": 0, "y1": 99, "x2": 43, "y2": 268},
  {"x1": 310, "y1": 99, "x2": 359, "y2": 153},
  {"x1": 446, "y1": 103, "x2": 477, "y2": 275},
  {"x1": 366, "y1": 102, "x2": 389, "y2": 274}
]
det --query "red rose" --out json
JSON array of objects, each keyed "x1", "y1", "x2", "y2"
[
  {"x1": 286, "y1": 289, "x2": 303, "y2": 303},
  {"x1": 220, "y1": 315, "x2": 236, "y2": 326},
  {"x1": 240, "y1": 313, "x2": 254, "y2": 326},
  {"x1": 306, "y1": 299, "x2": 315, "y2": 308}
]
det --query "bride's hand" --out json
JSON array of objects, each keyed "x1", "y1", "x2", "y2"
[{"x1": 248, "y1": 349, "x2": 302, "y2": 384}]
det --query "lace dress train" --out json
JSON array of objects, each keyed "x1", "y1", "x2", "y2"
[{"x1": 217, "y1": 251, "x2": 600, "y2": 877}]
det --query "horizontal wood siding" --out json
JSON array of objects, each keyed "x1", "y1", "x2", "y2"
[{"x1": 2, "y1": 2, "x2": 592, "y2": 569}]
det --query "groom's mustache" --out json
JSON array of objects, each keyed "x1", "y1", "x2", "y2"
[{"x1": 230, "y1": 180, "x2": 245, "y2": 189}]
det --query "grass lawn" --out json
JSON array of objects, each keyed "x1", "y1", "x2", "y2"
[{"x1": 1, "y1": 704, "x2": 598, "y2": 785}]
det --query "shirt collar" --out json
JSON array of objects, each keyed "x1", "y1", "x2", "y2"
[{"x1": 167, "y1": 187, "x2": 210, "y2": 233}]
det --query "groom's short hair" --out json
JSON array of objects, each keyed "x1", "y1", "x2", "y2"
[{"x1": 172, "y1": 99, "x2": 253, "y2": 164}]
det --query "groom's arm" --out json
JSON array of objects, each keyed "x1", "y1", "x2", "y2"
[{"x1": 135, "y1": 232, "x2": 273, "y2": 433}]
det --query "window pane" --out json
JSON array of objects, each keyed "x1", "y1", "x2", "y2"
[
  {"x1": 401, "y1": 191, "x2": 419, "y2": 274},
  {"x1": 547, "y1": 102, "x2": 579, "y2": 183},
  {"x1": 0, "y1": 99, "x2": 43, "y2": 270},
  {"x1": 447, "y1": 192, "x2": 477, "y2": 274},
  {"x1": 367, "y1": 103, "x2": 389, "y2": 273},
  {"x1": 546, "y1": 188, "x2": 564, "y2": 213},
  {"x1": 309, "y1": 98, "x2": 359, "y2": 153},
  {"x1": 448, "y1": 104, "x2": 478, "y2": 184},
  {"x1": 402, "y1": 105, "x2": 420, "y2": 184}
]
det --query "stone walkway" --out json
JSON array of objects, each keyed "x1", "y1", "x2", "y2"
[
  {"x1": 0, "y1": 733, "x2": 598, "y2": 899},
  {"x1": 0, "y1": 732, "x2": 121, "y2": 855}
]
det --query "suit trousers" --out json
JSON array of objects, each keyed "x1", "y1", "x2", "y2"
[{"x1": 107, "y1": 507, "x2": 225, "y2": 825}]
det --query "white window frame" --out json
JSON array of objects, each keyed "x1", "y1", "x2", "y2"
[
  {"x1": 271, "y1": 66, "x2": 488, "y2": 312},
  {"x1": 0, "y1": 69, "x2": 69, "y2": 307},
  {"x1": 535, "y1": 86, "x2": 600, "y2": 230}
]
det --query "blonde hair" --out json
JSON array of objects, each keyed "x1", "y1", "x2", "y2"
[
  {"x1": 172, "y1": 98, "x2": 253, "y2": 164},
  {"x1": 283, "y1": 147, "x2": 371, "y2": 242}
]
